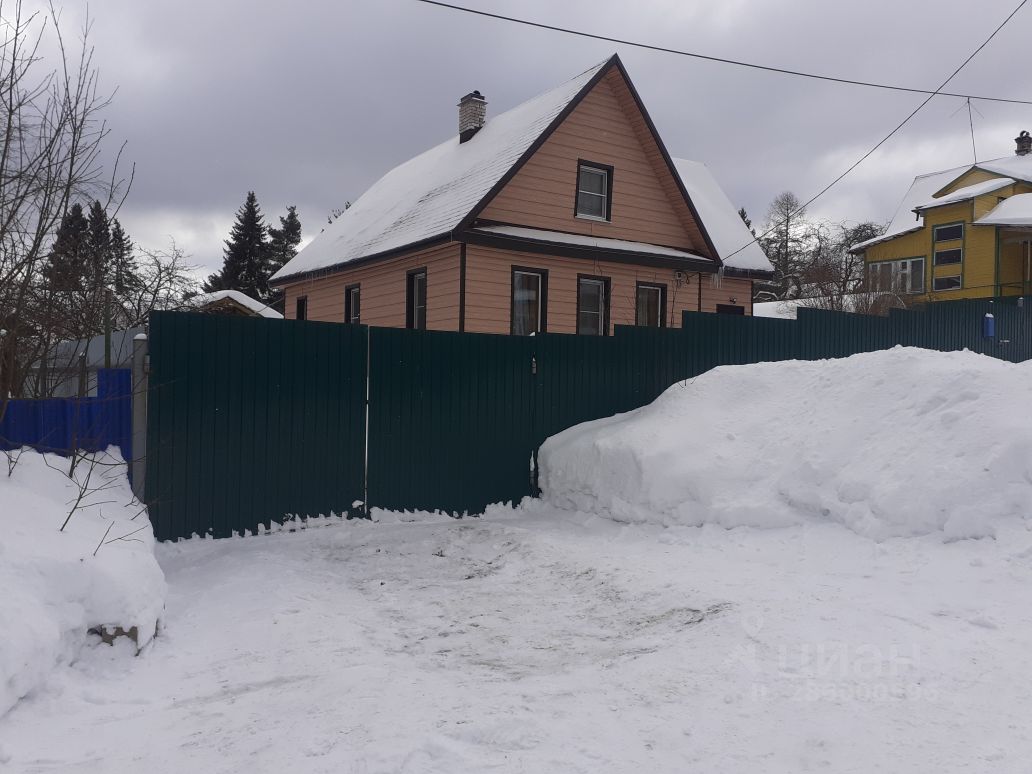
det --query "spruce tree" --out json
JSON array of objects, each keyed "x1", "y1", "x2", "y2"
[
  {"x1": 44, "y1": 203, "x2": 90, "y2": 290},
  {"x1": 204, "y1": 191, "x2": 267, "y2": 298},
  {"x1": 110, "y1": 218, "x2": 137, "y2": 294},
  {"x1": 85, "y1": 200, "x2": 112, "y2": 287},
  {"x1": 265, "y1": 206, "x2": 302, "y2": 276}
]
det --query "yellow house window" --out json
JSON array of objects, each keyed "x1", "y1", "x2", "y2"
[
  {"x1": 933, "y1": 223, "x2": 963, "y2": 242},
  {"x1": 868, "y1": 257, "x2": 924, "y2": 294}
]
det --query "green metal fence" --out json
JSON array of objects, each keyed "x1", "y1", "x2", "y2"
[{"x1": 145, "y1": 297, "x2": 1032, "y2": 540}]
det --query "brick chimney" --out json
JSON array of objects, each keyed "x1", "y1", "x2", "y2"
[
  {"x1": 458, "y1": 90, "x2": 486, "y2": 143},
  {"x1": 1016, "y1": 130, "x2": 1031, "y2": 156}
]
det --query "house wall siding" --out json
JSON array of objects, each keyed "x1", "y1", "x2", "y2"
[
  {"x1": 464, "y1": 244, "x2": 750, "y2": 334},
  {"x1": 479, "y1": 69, "x2": 706, "y2": 254},
  {"x1": 281, "y1": 242, "x2": 461, "y2": 329}
]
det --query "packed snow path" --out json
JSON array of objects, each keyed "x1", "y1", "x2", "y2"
[{"x1": 4, "y1": 508, "x2": 1032, "y2": 772}]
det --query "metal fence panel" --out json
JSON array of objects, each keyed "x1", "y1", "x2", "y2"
[{"x1": 145, "y1": 312, "x2": 367, "y2": 541}]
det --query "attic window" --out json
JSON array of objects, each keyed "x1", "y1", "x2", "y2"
[
  {"x1": 934, "y1": 223, "x2": 963, "y2": 242},
  {"x1": 575, "y1": 161, "x2": 613, "y2": 221}
]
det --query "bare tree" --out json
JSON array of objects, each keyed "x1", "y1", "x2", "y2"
[{"x1": 0, "y1": 1, "x2": 129, "y2": 406}]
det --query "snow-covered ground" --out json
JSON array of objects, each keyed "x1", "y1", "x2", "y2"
[
  {"x1": 0, "y1": 449, "x2": 165, "y2": 720},
  {"x1": 2, "y1": 507, "x2": 1032, "y2": 772},
  {"x1": 5, "y1": 348, "x2": 1032, "y2": 771}
]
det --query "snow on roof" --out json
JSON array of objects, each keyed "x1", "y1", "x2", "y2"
[
  {"x1": 974, "y1": 153, "x2": 1032, "y2": 185},
  {"x1": 974, "y1": 192, "x2": 1032, "y2": 226},
  {"x1": 851, "y1": 165, "x2": 968, "y2": 252},
  {"x1": 272, "y1": 60, "x2": 609, "y2": 282},
  {"x1": 913, "y1": 177, "x2": 1014, "y2": 212},
  {"x1": 473, "y1": 224, "x2": 706, "y2": 260},
  {"x1": 189, "y1": 290, "x2": 283, "y2": 319},
  {"x1": 671, "y1": 158, "x2": 772, "y2": 273}
]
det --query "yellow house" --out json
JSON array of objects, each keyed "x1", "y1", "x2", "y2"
[{"x1": 851, "y1": 131, "x2": 1032, "y2": 301}]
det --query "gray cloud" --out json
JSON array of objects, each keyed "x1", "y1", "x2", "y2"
[{"x1": 46, "y1": 0, "x2": 1032, "y2": 271}]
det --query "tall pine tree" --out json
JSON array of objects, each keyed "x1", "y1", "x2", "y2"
[{"x1": 204, "y1": 191, "x2": 268, "y2": 299}]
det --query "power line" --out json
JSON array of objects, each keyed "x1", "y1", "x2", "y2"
[
  {"x1": 414, "y1": 0, "x2": 1032, "y2": 106},
  {"x1": 723, "y1": 0, "x2": 1028, "y2": 262}
]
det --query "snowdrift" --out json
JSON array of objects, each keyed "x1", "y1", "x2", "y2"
[
  {"x1": 538, "y1": 348, "x2": 1032, "y2": 540},
  {"x1": 0, "y1": 449, "x2": 166, "y2": 719}
]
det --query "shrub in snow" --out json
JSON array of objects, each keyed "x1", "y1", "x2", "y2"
[
  {"x1": 539, "y1": 347, "x2": 1032, "y2": 541},
  {"x1": 0, "y1": 448, "x2": 166, "y2": 719}
]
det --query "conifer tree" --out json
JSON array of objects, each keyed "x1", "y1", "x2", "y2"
[
  {"x1": 204, "y1": 191, "x2": 267, "y2": 298},
  {"x1": 110, "y1": 218, "x2": 137, "y2": 294},
  {"x1": 265, "y1": 205, "x2": 302, "y2": 277},
  {"x1": 43, "y1": 203, "x2": 90, "y2": 291}
]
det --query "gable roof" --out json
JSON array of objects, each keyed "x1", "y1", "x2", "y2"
[
  {"x1": 850, "y1": 165, "x2": 969, "y2": 252},
  {"x1": 272, "y1": 55, "x2": 722, "y2": 284},
  {"x1": 913, "y1": 177, "x2": 1014, "y2": 212},
  {"x1": 188, "y1": 290, "x2": 283, "y2": 318},
  {"x1": 671, "y1": 158, "x2": 772, "y2": 274}
]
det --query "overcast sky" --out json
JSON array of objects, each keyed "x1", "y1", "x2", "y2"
[{"x1": 37, "y1": 0, "x2": 1032, "y2": 273}]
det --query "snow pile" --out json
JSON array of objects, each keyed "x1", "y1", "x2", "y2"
[
  {"x1": 0, "y1": 449, "x2": 165, "y2": 719},
  {"x1": 539, "y1": 347, "x2": 1032, "y2": 540}
]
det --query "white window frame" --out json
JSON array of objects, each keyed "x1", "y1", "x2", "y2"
[
  {"x1": 511, "y1": 269, "x2": 545, "y2": 335},
  {"x1": 577, "y1": 277, "x2": 608, "y2": 336},
  {"x1": 868, "y1": 257, "x2": 924, "y2": 295},
  {"x1": 933, "y1": 275, "x2": 962, "y2": 292},
  {"x1": 576, "y1": 163, "x2": 610, "y2": 222}
]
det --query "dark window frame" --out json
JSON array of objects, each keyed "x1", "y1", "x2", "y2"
[
  {"x1": 295, "y1": 295, "x2": 308, "y2": 321},
  {"x1": 406, "y1": 267, "x2": 427, "y2": 330},
  {"x1": 574, "y1": 159, "x2": 615, "y2": 222},
  {"x1": 933, "y1": 222, "x2": 964, "y2": 243},
  {"x1": 344, "y1": 283, "x2": 361, "y2": 324},
  {"x1": 510, "y1": 265, "x2": 549, "y2": 335},
  {"x1": 634, "y1": 281, "x2": 667, "y2": 327},
  {"x1": 576, "y1": 273, "x2": 611, "y2": 336},
  {"x1": 933, "y1": 274, "x2": 962, "y2": 291}
]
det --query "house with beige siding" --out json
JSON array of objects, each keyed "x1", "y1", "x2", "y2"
[
  {"x1": 851, "y1": 131, "x2": 1032, "y2": 301},
  {"x1": 271, "y1": 54, "x2": 772, "y2": 333}
]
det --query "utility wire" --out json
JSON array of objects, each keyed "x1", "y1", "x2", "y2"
[
  {"x1": 414, "y1": 0, "x2": 1032, "y2": 106},
  {"x1": 722, "y1": 0, "x2": 1028, "y2": 261}
]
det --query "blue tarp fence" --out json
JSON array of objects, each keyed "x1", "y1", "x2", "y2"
[{"x1": 0, "y1": 369, "x2": 132, "y2": 462}]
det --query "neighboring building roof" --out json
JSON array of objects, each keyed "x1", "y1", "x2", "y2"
[
  {"x1": 853, "y1": 152, "x2": 1032, "y2": 254},
  {"x1": 851, "y1": 165, "x2": 968, "y2": 252},
  {"x1": 974, "y1": 192, "x2": 1032, "y2": 226},
  {"x1": 188, "y1": 290, "x2": 283, "y2": 319},
  {"x1": 971, "y1": 153, "x2": 1032, "y2": 186},
  {"x1": 912, "y1": 177, "x2": 1014, "y2": 212},
  {"x1": 272, "y1": 55, "x2": 727, "y2": 285},
  {"x1": 671, "y1": 158, "x2": 773, "y2": 274},
  {"x1": 753, "y1": 293, "x2": 897, "y2": 320},
  {"x1": 472, "y1": 224, "x2": 707, "y2": 261}
]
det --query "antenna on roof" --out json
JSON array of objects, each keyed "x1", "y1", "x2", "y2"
[{"x1": 951, "y1": 97, "x2": 983, "y2": 163}]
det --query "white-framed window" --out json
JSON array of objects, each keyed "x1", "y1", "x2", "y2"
[
  {"x1": 576, "y1": 162, "x2": 612, "y2": 221},
  {"x1": 511, "y1": 268, "x2": 546, "y2": 335},
  {"x1": 345, "y1": 284, "x2": 360, "y2": 324},
  {"x1": 868, "y1": 257, "x2": 924, "y2": 294},
  {"x1": 406, "y1": 269, "x2": 426, "y2": 330},
  {"x1": 635, "y1": 283, "x2": 665, "y2": 327},
  {"x1": 934, "y1": 247, "x2": 963, "y2": 266},
  {"x1": 577, "y1": 276, "x2": 609, "y2": 335},
  {"x1": 933, "y1": 223, "x2": 964, "y2": 242},
  {"x1": 933, "y1": 275, "x2": 962, "y2": 291}
]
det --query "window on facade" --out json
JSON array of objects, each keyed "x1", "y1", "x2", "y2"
[
  {"x1": 934, "y1": 223, "x2": 964, "y2": 242},
  {"x1": 345, "y1": 285, "x2": 360, "y2": 324},
  {"x1": 635, "y1": 283, "x2": 665, "y2": 327},
  {"x1": 576, "y1": 162, "x2": 611, "y2": 220},
  {"x1": 934, "y1": 248, "x2": 963, "y2": 266},
  {"x1": 933, "y1": 275, "x2": 962, "y2": 291},
  {"x1": 406, "y1": 269, "x2": 427, "y2": 330},
  {"x1": 295, "y1": 296, "x2": 308, "y2": 321},
  {"x1": 716, "y1": 304, "x2": 745, "y2": 315},
  {"x1": 511, "y1": 269, "x2": 546, "y2": 335},
  {"x1": 868, "y1": 258, "x2": 924, "y2": 294},
  {"x1": 577, "y1": 276, "x2": 609, "y2": 336}
]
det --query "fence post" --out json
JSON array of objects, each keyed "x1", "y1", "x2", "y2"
[{"x1": 131, "y1": 333, "x2": 148, "y2": 500}]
